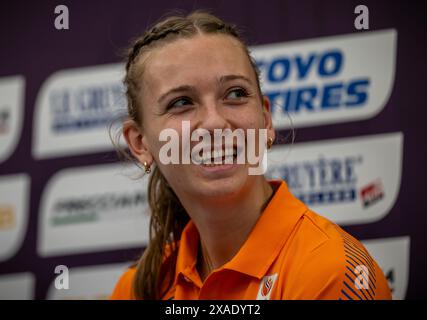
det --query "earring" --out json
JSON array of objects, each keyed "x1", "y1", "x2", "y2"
[
  {"x1": 267, "y1": 137, "x2": 274, "y2": 150},
  {"x1": 143, "y1": 161, "x2": 151, "y2": 174}
]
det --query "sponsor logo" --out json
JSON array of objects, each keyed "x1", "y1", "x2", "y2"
[
  {"x1": 38, "y1": 163, "x2": 150, "y2": 256},
  {"x1": 46, "y1": 263, "x2": 130, "y2": 300},
  {"x1": 360, "y1": 179, "x2": 384, "y2": 208},
  {"x1": 251, "y1": 29, "x2": 397, "y2": 128},
  {"x1": 0, "y1": 272, "x2": 35, "y2": 300},
  {"x1": 49, "y1": 83, "x2": 122, "y2": 132},
  {"x1": 0, "y1": 206, "x2": 15, "y2": 230},
  {"x1": 0, "y1": 174, "x2": 30, "y2": 262},
  {"x1": 256, "y1": 273, "x2": 278, "y2": 300},
  {"x1": 50, "y1": 191, "x2": 147, "y2": 226},
  {"x1": 33, "y1": 63, "x2": 126, "y2": 159},
  {"x1": 0, "y1": 76, "x2": 25, "y2": 163},
  {"x1": 0, "y1": 107, "x2": 10, "y2": 134},
  {"x1": 384, "y1": 268, "x2": 396, "y2": 295},
  {"x1": 270, "y1": 154, "x2": 363, "y2": 206},
  {"x1": 362, "y1": 236, "x2": 410, "y2": 300},
  {"x1": 267, "y1": 132, "x2": 403, "y2": 225}
]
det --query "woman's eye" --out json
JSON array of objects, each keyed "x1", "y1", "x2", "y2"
[
  {"x1": 225, "y1": 88, "x2": 248, "y2": 100},
  {"x1": 168, "y1": 97, "x2": 192, "y2": 110}
]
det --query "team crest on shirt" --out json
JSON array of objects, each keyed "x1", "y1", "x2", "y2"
[{"x1": 256, "y1": 273, "x2": 278, "y2": 300}]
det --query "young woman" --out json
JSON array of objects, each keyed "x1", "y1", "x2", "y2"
[{"x1": 110, "y1": 11, "x2": 391, "y2": 300}]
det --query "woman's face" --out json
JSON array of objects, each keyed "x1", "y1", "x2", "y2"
[{"x1": 135, "y1": 34, "x2": 274, "y2": 199}]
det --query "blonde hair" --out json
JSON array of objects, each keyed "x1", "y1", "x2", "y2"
[{"x1": 121, "y1": 10, "x2": 262, "y2": 299}]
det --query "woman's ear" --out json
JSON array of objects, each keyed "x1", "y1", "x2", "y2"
[
  {"x1": 262, "y1": 95, "x2": 276, "y2": 143},
  {"x1": 122, "y1": 119, "x2": 154, "y2": 165}
]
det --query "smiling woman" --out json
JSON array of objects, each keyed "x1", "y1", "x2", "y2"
[{"x1": 109, "y1": 10, "x2": 392, "y2": 300}]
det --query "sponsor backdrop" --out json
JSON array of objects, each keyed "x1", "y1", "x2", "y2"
[{"x1": 0, "y1": 0, "x2": 425, "y2": 299}]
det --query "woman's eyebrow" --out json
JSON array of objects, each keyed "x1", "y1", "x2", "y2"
[
  {"x1": 157, "y1": 85, "x2": 195, "y2": 104},
  {"x1": 218, "y1": 74, "x2": 254, "y2": 86}
]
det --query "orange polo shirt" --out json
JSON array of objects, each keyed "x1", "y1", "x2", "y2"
[{"x1": 111, "y1": 180, "x2": 392, "y2": 300}]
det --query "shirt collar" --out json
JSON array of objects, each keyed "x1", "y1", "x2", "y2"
[{"x1": 174, "y1": 180, "x2": 308, "y2": 283}]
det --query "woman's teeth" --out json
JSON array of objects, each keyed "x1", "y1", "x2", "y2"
[{"x1": 195, "y1": 148, "x2": 237, "y2": 165}]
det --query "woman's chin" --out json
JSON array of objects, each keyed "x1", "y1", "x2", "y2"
[{"x1": 190, "y1": 167, "x2": 251, "y2": 199}]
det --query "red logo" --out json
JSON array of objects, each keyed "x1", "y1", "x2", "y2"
[
  {"x1": 360, "y1": 179, "x2": 384, "y2": 208},
  {"x1": 261, "y1": 277, "x2": 273, "y2": 297}
]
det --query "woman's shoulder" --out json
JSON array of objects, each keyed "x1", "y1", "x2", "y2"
[
  {"x1": 110, "y1": 267, "x2": 137, "y2": 300},
  {"x1": 295, "y1": 209, "x2": 377, "y2": 271},
  {"x1": 297, "y1": 209, "x2": 362, "y2": 249},
  {"x1": 285, "y1": 209, "x2": 392, "y2": 299}
]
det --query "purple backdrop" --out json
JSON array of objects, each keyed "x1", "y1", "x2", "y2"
[{"x1": 0, "y1": 0, "x2": 426, "y2": 299}]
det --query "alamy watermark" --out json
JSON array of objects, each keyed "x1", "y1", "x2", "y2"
[
  {"x1": 158, "y1": 121, "x2": 269, "y2": 175},
  {"x1": 54, "y1": 5, "x2": 69, "y2": 30},
  {"x1": 54, "y1": 265, "x2": 69, "y2": 290},
  {"x1": 354, "y1": 265, "x2": 370, "y2": 290},
  {"x1": 354, "y1": 5, "x2": 369, "y2": 30}
]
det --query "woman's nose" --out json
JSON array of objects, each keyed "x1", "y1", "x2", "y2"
[{"x1": 195, "y1": 102, "x2": 229, "y2": 132}]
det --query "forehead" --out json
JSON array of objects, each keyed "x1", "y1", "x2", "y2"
[{"x1": 140, "y1": 34, "x2": 255, "y2": 91}]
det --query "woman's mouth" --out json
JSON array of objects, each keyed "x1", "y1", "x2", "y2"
[{"x1": 193, "y1": 147, "x2": 241, "y2": 166}]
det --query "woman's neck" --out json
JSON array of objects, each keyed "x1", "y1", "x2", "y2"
[{"x1": 178, "y1": 177, "x2": 274, "y2": 281}]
